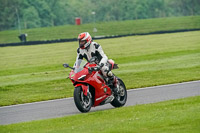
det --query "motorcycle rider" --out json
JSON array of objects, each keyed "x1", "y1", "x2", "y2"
[{"x1": 76, "y1": 32, "x2": 119, "y2": 93}]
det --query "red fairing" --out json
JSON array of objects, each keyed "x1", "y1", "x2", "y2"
[{"x1": 69, "y1": 62, "x2": 112, "y2": 107}]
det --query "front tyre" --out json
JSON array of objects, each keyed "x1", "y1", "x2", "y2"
[
  {"x1": 74, "y1": 86, "x2": 92, "y2": 113},
  {"x1": 111, "y1": 78, "x2": 127, "y2": 107}
]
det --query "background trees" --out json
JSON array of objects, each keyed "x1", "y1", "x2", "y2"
[{"x1": 0, "y1": 0, "x2": 199, "y2": 31}]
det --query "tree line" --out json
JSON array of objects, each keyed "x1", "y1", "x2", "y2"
[{"x1": 0, "y1": 0, "x2": 200, "y2": 31}]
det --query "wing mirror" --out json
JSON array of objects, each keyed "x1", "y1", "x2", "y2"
[
  {"x1": 63, "y1": 63, "x2": 74, "y2": 70},
  {"x1": 63, "y1": 63, "x2": 69, "y2": 68}
]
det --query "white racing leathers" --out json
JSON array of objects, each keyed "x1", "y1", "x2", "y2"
[{"x1": 76, "y1": 42, "x2": 109, "y2": 77}]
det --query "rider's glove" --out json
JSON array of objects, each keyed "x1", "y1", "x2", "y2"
[
  {"x1": 93, "y1": 66, "x2": 101, "y2": 71},
  {"x1": 93, "y1": 63, "x2": 104, "y2": 71},
  {"x1": 99, "y1": 63, "x2": 104, "y2": 68}
]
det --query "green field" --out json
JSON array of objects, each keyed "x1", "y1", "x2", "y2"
[
  {"x1": 0, "y1": 16, "x2": 200, "y2": 44},
  {"x1": 1, "y1": 96, "x2": 199, "y2": 132},
  {"x1": 0, "y1": 31, "x2": 199, "y2": 106}
]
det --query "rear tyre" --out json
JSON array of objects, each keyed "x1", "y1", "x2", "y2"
[
  {"x1": 74, "y1": 86, "x2": 92, "y2": 113},
  {"x1": 111, "y1": 78, "x2": 127, "y2": 107}
]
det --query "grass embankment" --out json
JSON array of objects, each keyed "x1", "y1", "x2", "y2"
[
  {"x1": 1, "y1": 96, "x2": 199, "y2": 132},
  {"x1": 0, "y1": 31, "x2": 199, "y2": 106},
  {"x1": 0, "y1": 16, "x2": 200, "y2": 44}
]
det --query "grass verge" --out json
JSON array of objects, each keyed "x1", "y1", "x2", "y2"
[
  {"x1": 0, "y1": 16, "x2": 200, "y2": 44},
  {"x1": 0, "y1": 96, "x2": 199, "y2": 133},
  {"x1": 0, "y1": 31, "x2": 200, "y2": 106}
]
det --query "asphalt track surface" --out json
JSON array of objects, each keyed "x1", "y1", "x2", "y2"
[{"x1": 0, "y1": 81, "x2": 199, "y2": 125}]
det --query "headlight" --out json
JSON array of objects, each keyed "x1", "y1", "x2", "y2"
[{"x1": 78, "y1": 75, "x2": 86, "y2": 81}]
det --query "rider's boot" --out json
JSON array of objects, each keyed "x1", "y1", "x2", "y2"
[
  {"x1": 113, "y1": 76, "x2": 119, "y2": 93},
  {"x1": 107, "y1": 71, "x2": 119, "y2": 94}
]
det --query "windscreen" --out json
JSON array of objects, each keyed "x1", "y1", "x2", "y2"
[{"x1": 73, "y1": 59, "x2": 87, "y2": 73}]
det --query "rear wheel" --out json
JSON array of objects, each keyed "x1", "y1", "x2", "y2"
[
  {"x1": 111, "y1": 78, "x2": 127, "y2": 107},
  {"x1": 74, "y1": 86, "x2": 92, "y2": 113}
]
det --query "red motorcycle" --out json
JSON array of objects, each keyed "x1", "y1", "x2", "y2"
[{"x1": 63, "y1": 57, "x2": 127, "y2": 112}]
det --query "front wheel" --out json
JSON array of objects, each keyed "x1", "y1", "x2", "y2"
[
  {"x1": 74, "y1": 86, "x2": 92, "y2": 113},
  {"x1": 111, "y1": 78, "x2": 127, "y2": 107}
]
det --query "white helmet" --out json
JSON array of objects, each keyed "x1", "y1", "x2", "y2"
[{"x1": 78, "y1": 32, "x2": 92, "y2": 49}]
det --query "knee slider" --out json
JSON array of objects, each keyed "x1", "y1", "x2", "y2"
[{"x1": 107, "y1": 71, "x2": 113, "y2": 77}]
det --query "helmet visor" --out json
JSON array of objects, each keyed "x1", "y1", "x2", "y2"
[{"x1": 79, "y1": 40, "x2": 86, "y2": 48}]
